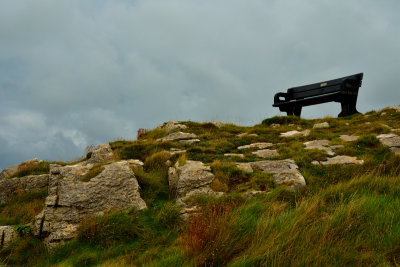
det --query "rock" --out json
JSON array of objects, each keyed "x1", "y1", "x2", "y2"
[
  {"x1": 304, "y1": 140, "x2": 335, "y2": 156},
  {"x1": 180, "y1": 206, "x2": 201, "y2": 220},
  {"x1": 0, "y1": 226, "x2": 18, "y2": 247},
  {"x1": 170, "y1": 149, "x2": 187, "y2": 155},
  {"x1": 86, "y1": 143, "x2": 114, "y2": 164},
  {"x1": 238, "y1": 142, "x2": 274, "y2": 150},
  {"x1": 237, "y1": 160, "x2": 306, "y2": 189},
  {"x1": 33, "y1": 161, "x2": 146, "y2": 248},
  {"x1": 168, "y1": 161, "x2": 221, "y2": 201},
  {"x1": 330, "y1": 145, "x2": 345, "y2": 151},
  {"x1": 157, "y1": 121, "x2": 188, "y2": 132},
  {"x1": 211, "y1": 121, "x2": 224, "y2": 128},
  {"x1": 280, "y1": 129, "x2": 310, "y2": 137},
  {"x1": 0, "y1": 174, "x2": 49, "y2": 203},
  {"x1": 157, "y1": 132, "x2": 197, "y2": 142},
  {"x1": 377, "y1": 134, "x2": 400, "y2": 155},
  {"x1": 311, "y1": 161, "x2": 320, "y2": 165},
  {"x1": 237, "y1": 133, "x2": 258, "y2": 138},
  {"x1": 0, "y1": 158, "x2": 41, "y2": 180},
  {"x1": 340, "y1": 135, "x2": 359, "y2": 142},
  {"x1": 127, "y1": 159, "x2": 144, "y2": 168},
  {"x1": 252, "y1": 149, "x2": 279, "y2": 159},
  {"x1": 179, "y1": 139, "x2": 200, "y2": 144},
  {"x1": 387, "y1": 106, "x2": 400, "y2": 112},
  {"x1": 320, "y1": 156, "x2": 364, "y2": 165},
  {"x1": 271, "y1": 124, "x2": 280, "y2": 128},
  {"x1": 224, "y1": 153, "x2": 245, "y2": 158},
  {"x1": 313, "y1": 122, "x2": 330, "y2": 129}
]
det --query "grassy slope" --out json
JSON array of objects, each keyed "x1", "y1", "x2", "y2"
[{"x1": 1, "y1": 107, "x2": 400, "y2": 266}]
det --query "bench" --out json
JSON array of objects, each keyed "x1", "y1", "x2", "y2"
[{"x1": 273, "y1": 73, "x2": 363, "y2": 117}]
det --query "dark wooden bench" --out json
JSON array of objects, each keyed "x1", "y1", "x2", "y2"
[{"x1": 273, "y1": 73, "x2": 363, "y2": 117}]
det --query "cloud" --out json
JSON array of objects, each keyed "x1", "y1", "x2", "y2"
[{"x1": 1, "y1": 0, "x2": 400, "y2": 169}]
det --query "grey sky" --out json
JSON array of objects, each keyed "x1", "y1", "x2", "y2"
[{"x1": 1, "y1": 0, "x2": 400, "y2": 170}]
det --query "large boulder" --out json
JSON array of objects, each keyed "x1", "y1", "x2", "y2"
[
  {"x1": 0, "y1": 226, "x2": 18, "y2": 247},
  {"x1": 168, "y1": 161, "x2": 222, "y2": 204},
  {"x1": 157, "y1": 121, "x2": 188, "y2": 132},
  {"x1": 0, "y1": 174, "x2": 49, "y2": 203},
  {"x1": 157, "y1": 132, "x2": 197, "y2": 142},
  {"x1": 237, "y1": 160, "x2": 306, "y2": 190},
  {"x1": 33, "y1": 161, "x2": 146, "y2": 247}
]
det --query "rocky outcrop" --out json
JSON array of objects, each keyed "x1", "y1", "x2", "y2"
[
  {"x1": 0, "y1": 174, "x2": 49, "y2": 203},
  {"x1": 0, "y1": 158, "x2": 41, "y2": 180},
  {"x1": 86, "y1": 144, "x2": 114, "y2": 164},
  {"x1": 377, "y1": 134, "x2": 400, "y2": 155},
  {"x1": 157, "y1": 132, "x2": 197, "y2": 142},
  {"x1": 168, "y1": 161, "x2": 222, "y2": 204},
  {"x1": 0, "y1": 226, "x2": 18, "y2": 247},
  {"x1": 157, "y1": 121, "x2": 188, "y2": 132},
  {"x1": 238, "y1": 142, "x2": 274, "y2": 150},
  {"x1": 237, "y1": 160, "x2": 306, "y2": 189},
  {"x1": 179, "y1": 139, "x2": 200, "y2": 144},
  {"x1": 33, "y1": 161, "x2": 146, "y2": 247}
]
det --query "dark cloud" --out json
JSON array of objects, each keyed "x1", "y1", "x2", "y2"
[{"x1": 1, "y1": 0, "x2": 400, "y2": 170}]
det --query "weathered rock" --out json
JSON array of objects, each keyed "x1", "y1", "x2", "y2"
[
  {"x1": 168, "y1": 161, "x2": 221, "y2": 201},
  {"x1": 86, "y1": 144, "x2": 114, "y2": 164},
  {"x1": 320, "y1": 156, "x2": 364, "y2": 165},
  {"x1": 170, "y1": 149, "x2": 187, "y2": 155},
  {"x1": 238, "y1": 142, "x2": 274, "y2": 150},
  {"x1": 157, "y1": 121, "x2": 188, "y2": 132},
  {"x1": 252, "y1": 149, "x2": 279, "y2": 159},
  {"x1": 157, "y1": 132, "x2": 197, "y2": 142},
  {"x1": 237, "y1": 133, "x2": 258, "y2": 138},
  {"x1": 224, "y1": 153, "x2": 245, "y2": 158},
  {"x1": 0, "y1": 158, "x2": 41, "y2": 180},
  {"x1": 0, "y1": 174, "x2": 49, "y2": 203},
  {"x1": 179, "y1": 139, "x2": 200, "y2": 144},
  {"x1": 237, "y1": 160, "x2": 306, "y2": 189},
  {"x1": 34, "y1": 161, "x2": 146, "y2": 247},
  {"x1": 377, "y1": 134, "x2": 400, "y2": 155},
  {"x1": 304, "y1": 140, "x2": 335, "y2": 156},
  {"x1": 0, "y1": 226, "x2": 18, "y2": 247},
  {"x1": 211, "y1": 121, "x2": 224, "y2": 128},
  {"x1": 387, "y1": 106, "x2": 400, "y2": 112},
  {"x1": 280, "y1": 129, "x2": 310, "y2": 137},
  {"x1": 242, "y1": 190, "x2": 268, "y2": 198},
  {"x1": 340, "y1": 135, "x2": 359, "y2": 142},
  {"x1": 313, "y1": 122, "x2": 330, "y2": 129},
  {"x1": 127, "y1": 159, "x2": 144, "y2": 168}
]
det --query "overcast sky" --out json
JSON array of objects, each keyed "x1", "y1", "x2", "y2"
[{"x1": 1, "y1": 0, "x2": 400, "y2": 170}]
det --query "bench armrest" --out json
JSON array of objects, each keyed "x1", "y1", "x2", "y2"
[{"x1": 274, "y1": 92, "x2": 288, "y2": 104}]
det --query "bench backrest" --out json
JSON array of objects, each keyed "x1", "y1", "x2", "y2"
[{"x1": 287, "y1": 73, "x2": 363, "y2": 100}]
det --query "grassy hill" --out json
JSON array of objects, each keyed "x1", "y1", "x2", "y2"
[{"x1": 1, "y1": 106, "x2": 400, "y2": 266}]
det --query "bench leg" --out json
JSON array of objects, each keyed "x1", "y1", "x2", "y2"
[
  {"x1": 286, "y1": 106, "x2": 302, "y2": 117},
  {"x1": 339, "y1": 99, "x2": 359, "y2": 117}
]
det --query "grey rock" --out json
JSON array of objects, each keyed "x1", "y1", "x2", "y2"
[
  {"x1": 34, "y1": 161, "x2": 146, "y2": 248},
  {"x1": 252, "y1": 149, "x2": 279, "y2": 158},
  {"x1": 211, "y1": 121, "x2": 224, "y2": 128},
  {"x1": 0, "y1": 158, "x2": 41, "y2": 180},
  {"x1": 0, "y1": 226, "x2": 18, "y2": 247},
  {"x1": 0, "y1": 165, "x2": 18, "y2": 180},
  {"x1": 157, "y1": 132, "x2": 197, "y2": 142},
  {"x1": 340, "y1": 135, "x2": 359, "y2": 142},
  {"x1": 237, "y1": 160, "x2": 306, "y2": 189},
  {"x1": 86, "y1": 143, "x2": 114, "y2": 164},
  {"x1": 388, "y1": 106, "x2": 400, "y2": 112},
  {"x1": 238, "y1": 142, "x2": 274, "y2": 150},
  {"x1": 224, "y1": 153, "x2": 245, "y2": 158},
  {"x1": 313, "y1": 122, "x2": 330, "y2": 129},
  {"x1": 0, "y1": 174, "x2": 49, "y2": 203},
  {"x1": 304, "y1": 140, "x2": 335, "y2": 156},
  {"x1": 280, "y1": 129, "x2": 310, "y2": 137},
  {"x1": 242, "y1": 190, "x2": 268, "y2": 198},
  {"x1": 168, "y1": 161, "x2": 217, "y2": 200},
  {"x1": 377, "y1": 134, "x2": 400, "y2": 155},
  {"x1": 320, "y1": 156, "x2": 364, "y2": 165},
  {"x1": 157, "y1": 121, "x2": 188, "y2": 132}
]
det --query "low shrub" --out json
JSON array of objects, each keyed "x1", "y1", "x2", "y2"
[
  {"x1": 10, "y1": 161, "x2": 50, "y2": 178},
  {"x1": 156, "y1": 202, "x2": 182, "y2": 229}
]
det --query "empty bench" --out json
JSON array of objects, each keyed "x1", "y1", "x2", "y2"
[{"x1": 273, "y1": 73, "x2": 363, "y2": 117}]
